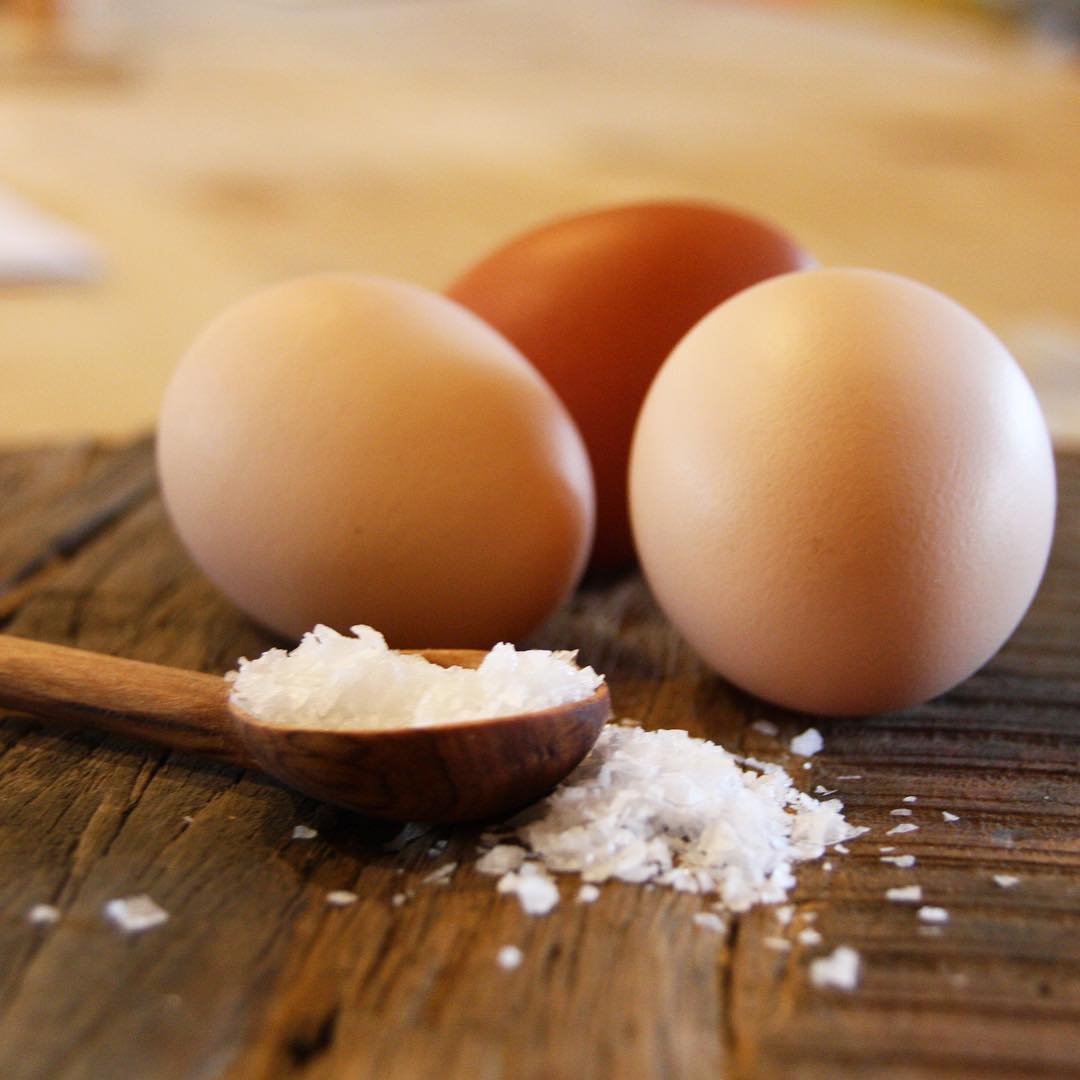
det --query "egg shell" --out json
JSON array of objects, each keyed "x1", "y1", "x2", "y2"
[
  {"x1": 157, "y1": 274, "x2": 594, "y2": 646},
  {"x1": 629, "y1": 267, "x2": 1056, "y2": 715},
  {"x1": 447, "y1": 200, "x2": 812, "y2": 568}
]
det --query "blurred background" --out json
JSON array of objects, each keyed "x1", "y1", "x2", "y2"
[{"x1": 1, "y1": 0, "x2": 1077, "y2": 444}]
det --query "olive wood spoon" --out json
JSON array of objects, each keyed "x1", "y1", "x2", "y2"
[{"x1": 0, "y1": 634, "x2": 611, "y2": 823}]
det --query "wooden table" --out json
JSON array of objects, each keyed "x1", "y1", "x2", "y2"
[{"x1": 0, "y1": 437, "x2": 1077, "y2": 1079}]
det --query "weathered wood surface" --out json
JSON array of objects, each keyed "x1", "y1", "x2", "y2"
[{"x1": 0, "y1": 438, "x2": 1076, "y2": 1080}]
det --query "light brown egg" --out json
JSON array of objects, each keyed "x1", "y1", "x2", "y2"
[
  {"x1": 157, "y1": 274, "x2": 594, "y2": 647},
  {"x1": 629, "y1": 268, "x2": 1056, "y2": 715}
]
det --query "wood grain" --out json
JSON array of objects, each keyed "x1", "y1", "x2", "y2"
[{"x1": 0, "y1": 438, "x2": 1076, "y2": 1079}]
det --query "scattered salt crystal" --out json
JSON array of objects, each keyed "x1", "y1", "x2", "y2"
[
  {"x1": 181, "y1": 815, "x2": 194, "y2": 825},
  {"x1": 390, "y1": 892, "x2": 409, "y2": 908},
  {"x1": 802, "y1": 762, "x2": 812, "y2": 770},
  {"x1": 836, "y1": 775, "x2": 862, "y2": 781},
  {"x1": 879, "y1": 846, "x2": 895, "y2": 853},
  {"x1": 750, "y1": 720, "x2": 779, "y2": 736},
  {"x1": 485, "y1": 726, "x2": 863, "y2": 915},
  {"x1": 763, "y1": 936, "x2": 791, "y2": 951},
  {"x1": 693, "y1": 912, "x2": 726, "y2": 933},
  {"x1": 497, "y1": 865, "x2": 560, "y2": 915},
  {"x1": 833, "y1": 844, "x2": 850, "y2": 855},
  {"x1": 942, "y1": 812, "x2": 959, "y2": 823},
  {"x1": 880, "y1": 854, "x2": 916, "y2": 869},
  {"x1": 902, "y1": 796, "x2": 917, "y2": 803},
  {"x1": 886, "y1": 823, "x2": 918, "y2": 836},
  {"x1": 476, "y1": 845, "x2": 527, "y2": 876},
  {"x1": 774, "y1": 904, "x2": 794, "y2": 926},
  {"x1": 918, "y1": 906, "x2": 949, "y2": 924},
  {"x1": 810, "y1": 946, "x2": 860, "y2": 990},
  {"x1": 291, "y1": 825, "x2": 318, "y2": 840},
  {"x1": 814, "y1": 786, "x2": 837, "y2": 796},
  {"x1": 104, "y1": 895, "x2": 169, "y2": 933},
  {"x1": 889, "y1": 809, "x2": 913, "y2": 817},
  {"x1": 822, "y1": 861, "x2": 833, "y2": 872},
  {"x1": 798, "y1": 927, "x2": 823, "y2": 946},
  {"x1": 886, "y1": 885, "x2": 923, "y2": 903},
  {"x1": 326, "y1": 890, "x2": 358, "y2": 906},
  {"x1": 993, "y1": 874, "x2": 1020, "y2": 888},
  {"x1": 497, "y1": 945, "x2": 523, "y2": 970},
  {"x1": 229, "y1": 625, "x2": 602, "y2": 729},
  {"x1": 421, "y1": 862, "x2": 458, "y2": 886},
  {"x1": 790, "y1": 728, "x2": 823, "y2": 757},
  {"x1": 576, "y1": 884, "x2": 600, "y2": 904},
  {"x1": 27, "y1": 904, "x2": 60, "y2": 925}
]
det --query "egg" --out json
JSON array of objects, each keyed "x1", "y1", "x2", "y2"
[
  {"x1": 157, "y1": 274, "x2": 594, "y2": 646},
  {"x1": 447, "y1": 200, "x2": 812, "y2": 568},
  {"x1": 629, "y1": 268, "x2": 1056, "y2": 716}
]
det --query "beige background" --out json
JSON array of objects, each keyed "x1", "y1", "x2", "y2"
[{"x1": 1, "y1": 0, "x2": 1078, "y2": 444}]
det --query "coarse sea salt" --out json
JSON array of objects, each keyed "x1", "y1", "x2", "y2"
[
  {"x1": 993, "y1": 874, "x2": 1020, "y2": 889},
  {"x1": 918, "y1": 906, "x2": 949, "y2": 924},
  {"x1": 27, "y1": 903, "x2": 60, "y2": 926},
  {"x1": 881, "y1": 854, "x2": 916, "y2": 869},
  {"x1": 477, "y1": 725, "x2": 865, "y2": 916},
  {"x1": 497, "y1": 945, "x2": 524, "y2": 970},
  {"x1": 104, "y1": 895, "x2": 169, "y2": 933},
  {"x1": 810, "y1": 946, "x2": 860, "y2": 990},
  {"x1": 227, "y1": 624, "x2": 602, "y2": 729},
  {"x1": 790, "y1": 728, "x2": 824, "y2": 757},
  {"x1": 886, "y1": 885, "x2": 923, "y2": 903},
  {"x1": 326, "y1": 890, "x2": 358, "y2": 906}
]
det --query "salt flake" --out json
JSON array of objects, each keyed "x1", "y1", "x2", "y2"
[
  {"x1": 291, "y1": 825, "x2": 317, "y2": 840},
  {"x1": 27, "y1": 904, "x2": 60, "y2": 925},
  {"x1": 476, "y1": 845, "x2": 526, "y2": 876},
  {"x1": 326, "y1": 890, "x2": 358, "y2": 906},
  {"x1": 576, "y1": 884, "x2": 600, "y2": 904},
  {"x1": 104, "y1": 895, "x2": 169, "y2": 933},
  {"x1": 497, "y1": 945, "x2": 523, "y2": 970},
  {"x1": 810, "y1": 946, "x2": 860, "y2": 991},
  {"x1": 797, "y1": 927, "x2": 823, "y2": 946},
  {"x1": 880, "y1": 854, "x2": 916, "y2": 869},
  {"x1": 993, "y1": 874, "x2": 1020, "y2": 889},
  {"x1": 790, "y1": 728, "x2": 823, "y2": 757},
  {"x1": 497, "y1": 867, "x2": 560, "y2": 915},
  {"x1": 918, "y1": 906, "x2": 949, "y2": 924},
  {"x1": 886, "y1": 823, "x2": 918, "y2": 836},
  {"x1": 942, "y1": 812, "x2": 959, "y2": 823},
  {"x1": 886, "y1": 885, "x2": 923, "y2": 903}
]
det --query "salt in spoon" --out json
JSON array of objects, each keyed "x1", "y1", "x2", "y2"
[{"x1": 0, "y1": 634, "x2": 611, "y2": 822}]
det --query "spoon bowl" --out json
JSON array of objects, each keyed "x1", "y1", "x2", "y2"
[{"x1": 0, "y1": 635, "x2": 611, "y2": 823}]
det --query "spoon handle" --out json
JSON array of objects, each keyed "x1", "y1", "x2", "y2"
[{"x1": 0, "y1": 634, "x2": 254, "y2": 768}]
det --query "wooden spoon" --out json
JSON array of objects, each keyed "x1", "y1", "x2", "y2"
[{"x1": 0, "y1": 634, "x2": 611, "y2": 823}]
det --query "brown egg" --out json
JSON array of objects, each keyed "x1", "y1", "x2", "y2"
[
  {"x1": 447, "y1": 201, "x2": 812, "y2": 569},
  {"x1": 157, "y1": 274, "x2": 594, "y2": 647},
  {"x1": 629, "y1": 268, "x2": 1056, "y2": 716}
]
